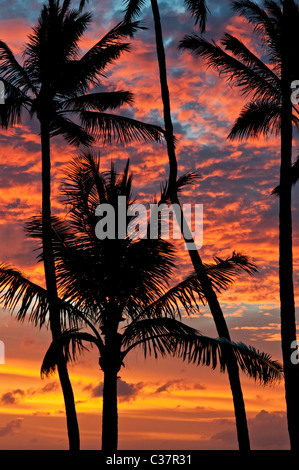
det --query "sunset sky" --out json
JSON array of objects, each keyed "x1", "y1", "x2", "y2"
[{"x1": 0, "y1": 0, "x2": 298, "y2": 450}]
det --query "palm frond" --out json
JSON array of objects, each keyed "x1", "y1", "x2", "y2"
[
  {"x1": 231, "y1": 1, "x2": 284, "y2": 70},
  {"x1": 50, "y1": 113, "x2": 94, "y2": 147},
  {"x1": 25, "y1": 215, "x2": 96, "y2": 309},
  {"x1": 0, "y1": 260, "x2": 94, "y2": 331},
  {"x1": 121, "y1": 316, "x2": 198, "y2": 358},
  {"x1": 263, "y1": 0, "x2": 283, "y2": 24},
  {"x1": 80, "y1": 110, "x2": 165, "y2": 144},
  {"x1": 227, "y1": 100, "x2": 281, "y2": 140},
  {"x1": 74, "y1": 21, "x2": 142, "y2": 89},
  {"x1": 0, "y1": 95, "x2": 27, "y2": 128},
  {"x1": 41, "y1": 329, "x2": 99, "y2": 377},
  {"x1": 206, "y1": 251, "x2": 258, "y2": 287},
  {"x1": 0, "y1": 263, "x2": 49, "y2": 327},
  {"x1": 121, "y1": 238, "x2": 176, "y2": 311},
  {"x1": 174, "y1": 334, "x2": 283, "y2": 385},
  {"x1": 272, "y1": 154, "x2": 299, "y2": 195},
  {"x1": 0, "y1": 77, "x2": 33, "y2": 128},
  {"x1": 160, "y1": 171, "x2": 200, "y2": 202},
  {"x1": 179, "y1": 34, "x2": 279, "y2": 102},
  {"x1": 176, "y1": 172, "x2": 200, "y2": 191},
  {"x1": 123, "y1": 0, "x2": 147, "y2": 22},
  {"x1": 135, "y1": 252, "x2": 257, "y2": 319},
  {"x1": 122, "y1": 317, "x2": 283, "y2": 385},
  {"x1": 221, "y1": 33, "x2": 280, "y2": 97},
  {"x1": 61, "y1": 91, "x2": 134, "y2": 112},
  {"x1": 61, "y1": 152, "x2": 107, "y2": 209},
  {"x1": 76, "y1": 43, "x2": 131, "y2": 89},
  {"x1": 184, "y1": 0, "x2": 209, "y2": 32},
  {"x1": 232, "y1": 0, "x2": 282, "y2": 43},
  {"x1": 0, "y1": 41, "x2": 37, "y2": 95},
  {"x1": 92, "y1": 19, "x2": 143, "y2": 42}
]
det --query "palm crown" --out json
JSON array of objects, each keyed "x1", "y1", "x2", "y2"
[
  {"x1": 11, "y1": 154, "x2": 249, "y2": 328},
  {"x1": 179, "y1": 0, "x2": 299, "y2": 140},
  {"x1": 0, "y1": 153, "x2": 283, "y2": 450},
  {"x1": 0, "y1": 153, "x2": 282, "y2": 380},
  {"x1": 0, "y1": 0, "x2": 164, "y2": 145}
]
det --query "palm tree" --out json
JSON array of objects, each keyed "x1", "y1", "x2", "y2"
[
  {"x1": 179, "y1": 0, "x2": 299, "y2": 449},
  {"x1": 0, "y1": 0, "x2": 165, "y2": 451},
  {"x1": 122, "y1": 0, "x2": 252, "y2": 450},
  {"x1": 0, "y1": 154, "x2": 283, "y2": 451}
]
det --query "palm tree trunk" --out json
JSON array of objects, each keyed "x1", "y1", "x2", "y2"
[
  {"x1": 186, "y1": 239, "x2": 249, "y2": 449},
  {"x1": 279, "y1": 0, "x2": 299, "y2": 450},
  {"x1": 101, "y1": 367, "x2": 118, "y2": 452},
  {"x1": 100, "y1": 332, "x2": 122, "y2": 451},
  {"x1": 40, "y1": 117, "x2": 80, "y2": 452},
  {"x1": 150, "y1": 0, "x2": 177, "y2": 195},
  {"x1": 150, "y1": 0, "x2": 250, "y2": 450}
]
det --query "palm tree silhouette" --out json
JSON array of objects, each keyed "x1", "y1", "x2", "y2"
[
  {"x1": 0, "y1": 0, "x2": 164, "y2": 451},
  {"x1": 179, "y1": 0, "x2": 299, "y2": 448},
  {"x1": 0, "y1": 154, "x2": 282, "y2": 451},
  {"x1": 116, "y1": 0, "x2": 252, "y2": 450}
]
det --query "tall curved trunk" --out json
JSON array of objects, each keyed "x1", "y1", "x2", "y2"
[
  {"x1": 150, "y1": 0, "x2": 250, "y2": 450},
  {"x1": 279, "y1": 0, "x2": 299, "y2": 450},
  {"x1": 40, "y1": 117, "x2": 80, "y2": 451}
]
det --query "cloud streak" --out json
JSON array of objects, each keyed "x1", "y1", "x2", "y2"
[
  {"x1": 154, "y1": 379, "x2": 206, "y2": 394},
  {"x1": 85, "y1": 379, "x2": 145, "y2": 403},
  {"x1": 0, "y1": 382, "x2": 59, "y2": 406},
  {"x1": 0, "y1": 419, "x2": 23, "y2": 438}
]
